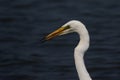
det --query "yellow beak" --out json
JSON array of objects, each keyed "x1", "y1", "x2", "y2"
[
  {"x1": 45, "y1": 27, "x2": 66, "y2": 40},
  {"x1": 40, "y1": 25, "x2": 70, "y2": 43}
]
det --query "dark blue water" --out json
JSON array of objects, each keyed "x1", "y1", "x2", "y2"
[{"x1": 0, "y1": 0, "x2": 120, "y2": 80}]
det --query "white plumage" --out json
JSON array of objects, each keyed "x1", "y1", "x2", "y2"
[{"x1": 43, "y1": 20, "x2": 92, "y2": 80}]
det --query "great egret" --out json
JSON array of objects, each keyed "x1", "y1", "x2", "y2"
[{"x1": 42, "y1": 20, "x2": 92, "y2": 80}]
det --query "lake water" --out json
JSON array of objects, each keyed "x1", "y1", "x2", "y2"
[{"x1": 0, "y1": 0, "x2": 120, "y2": 80}]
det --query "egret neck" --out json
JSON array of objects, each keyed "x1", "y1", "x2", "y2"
[{"x1": 74, "y1": 24, "x2": 92, "y2": 80}]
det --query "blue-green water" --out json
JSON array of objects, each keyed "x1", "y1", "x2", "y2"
[{"x1": 0, "y1": 0, "x2": 120, "y2": 80}]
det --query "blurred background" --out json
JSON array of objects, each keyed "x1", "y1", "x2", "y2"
[{"x1": 0, "y1": 0, "x2": 120, "y2": 80}]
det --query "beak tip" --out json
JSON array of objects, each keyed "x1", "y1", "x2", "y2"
[{"x1": 40, "y1": 37, "x2": 46, "y2": 43}]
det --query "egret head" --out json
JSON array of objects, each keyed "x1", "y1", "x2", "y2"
[{"x1": 41, "y1": 20, "x2": 85, "y2": 42}]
